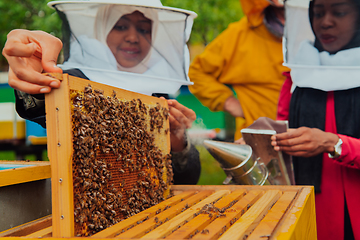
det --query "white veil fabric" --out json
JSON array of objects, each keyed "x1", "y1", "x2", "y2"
[
  {"x1": 284, "y1": 0, "x2": 360, "y2": 91},
  {"x1": 48, "y1": 0, "x2": 197, "y2": 95}
]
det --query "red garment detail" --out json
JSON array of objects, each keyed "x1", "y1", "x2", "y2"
[
  {"x1": 276, "y1": 72, "x2": 292, "y2": 121},
  {"x1": 276, "y1": 79, "x2": 360, "y2": 240},
  {"x1": 315, "y1": 91, "x2": 344, "y2": 240},
  {"x1": 316, "y1": 91, "x2": 360, "y2": 240}
]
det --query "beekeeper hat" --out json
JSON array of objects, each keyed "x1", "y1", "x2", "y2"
[
  {"x1": 47, "y1": 0, "x2": 197, "y2": 95},
  {"x1": 284, "y1": 0, "x2": 360, "y2": 91}
]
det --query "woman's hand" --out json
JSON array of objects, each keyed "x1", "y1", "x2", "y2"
[
  {"x1": 165, "y1": 99, "x2": 196, "y2": 152},
  {"x1": 271, "y1": 127, "x2": 339, "y2": 157},
  {"x1": 2, "y1": 29, "x2": 63, "y2": 94},
  {"x1": 223, "y1": 96, "x2": 244, "y2": 118}
]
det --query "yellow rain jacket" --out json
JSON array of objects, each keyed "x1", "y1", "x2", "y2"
[{"x1": 188, "y1": 0, "x2": 289, "y2": 140}]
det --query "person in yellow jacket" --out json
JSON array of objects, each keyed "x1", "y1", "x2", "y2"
[{"x1": 189, "y1": 0, "x2": 289, "y2": 140}]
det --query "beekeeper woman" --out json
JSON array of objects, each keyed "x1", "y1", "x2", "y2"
[
  {"x1": 273, "y1": 0, "x2": 360, "y2": 239},
  {"x1": 60, "y1": 3, "x2": 184, "y2": 86},
  {"x1": 2, "y1": 0, "x2": 200, "y2": 185}
]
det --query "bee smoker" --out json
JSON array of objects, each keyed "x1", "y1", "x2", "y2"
[{"x1": 203, "y1": 140, "x2": 271, "y2": 185}]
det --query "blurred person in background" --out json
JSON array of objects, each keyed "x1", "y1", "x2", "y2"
[{"x1": 188, "y1": 0, "x2": 288, "y2": 141}]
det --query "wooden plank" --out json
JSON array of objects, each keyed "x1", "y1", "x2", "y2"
[
  {"x1": 25, "y1": 226, "x2": 52, "y2": 238},
  {"x1": 0, "y1": 186, "x2": 316, "y2": 240},
  {"x1": 27, "y1": 136, "x2": 48, "y2": 145},
  {"x1": 45, "y1": 73, "x2": 74, "y2": 237},
  {"x1": 171, "y1": 185, "x2": 302, "y2": 194},
  {"x1": 271, "y1": 187, "x2": 317, "y2": 240},
  {"x1": 218, "y1": 190, "x2": 282, "y2": 240},
  {"x1": 247, "y1": 191, "x2": 297, "y2": 239},
  {"x1": 140, "y1": 190, "x2": 231, "y2": 239},
  {"x1": 92, "y1": 191, "x2": 197, "y2": 238},
  {"x1": 191, "y1": 190, "x2": 264, "y2": 240},
  {"x1": 115, "y1": 190, "x2": 214, "y2": 239},
  {"x1": 0, "y1": 215, "x2": 51, "y2": 237},
  {"x1": 0, "y1": 161, "x2": 50, "y2": 187},
  {"x1": 41, "y1": 233, "x2": 52, "y2": 238},
  {"x1": 165, "y1": 190, "x2": 246, "y2": 239},
  {"x1": 1, "y1": 238, "x2": 55, "y2": 240}
]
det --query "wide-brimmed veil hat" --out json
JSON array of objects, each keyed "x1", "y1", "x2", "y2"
[
  {"x1": 48, "y1": 0, "x2": 196, "y2": 16},
  {"x1": 284, "y1": 0, "x2": 360, "y2": 91},
  {"x1": 48, "y1": 0, "x2": 197, "y2": 95}
]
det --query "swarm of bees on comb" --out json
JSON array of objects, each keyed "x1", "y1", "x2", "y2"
[{"x1": 70, "y1": 85, "x2": 173, "y2": 236}]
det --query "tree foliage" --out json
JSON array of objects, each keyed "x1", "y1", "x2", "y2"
[
  {"x1": 0, "y1": 0, "x2": 61, "y2": 70},
  {"x1": 162, "y1": 0, "x2": 243, "y2": 45},
  {"x1": 0, "y1": 0, "x2": 243, "y2": 70}
]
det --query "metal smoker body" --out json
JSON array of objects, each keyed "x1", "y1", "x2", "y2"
[
  {"x1": 203, "y1": 140, "x2": 271, "y2": 185},
  {"x1": 204, "y1": 139, "x2": 294, "y2": 186}
]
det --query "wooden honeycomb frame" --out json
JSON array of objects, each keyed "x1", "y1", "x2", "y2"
[{"x1": 45, "y1": 73, "x2": 171, "y2": 237}]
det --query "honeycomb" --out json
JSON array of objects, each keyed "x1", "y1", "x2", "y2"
[{"x1": 70, "y1": 85, "x2": 173, "y2": 236}]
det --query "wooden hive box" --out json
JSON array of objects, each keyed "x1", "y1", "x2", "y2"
[
  {"x1": 0, "y1": 161, "x2": 51, "y2": 232},
  {"x1": 42, "y1": 73, "x2": 173, "y2": 237},
  {"x1": 0, "y1": 74, "x2": 317, "y2": 239},
  {"x1": 0, "y1": 161, "x2": 50, "y2": 188},
  {"x1": 0, "y1": 185, "x2": 317, "y2": 239}
]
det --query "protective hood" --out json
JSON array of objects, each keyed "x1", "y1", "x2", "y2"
[
  {"x1": 48, "y1": 0, "x2": 197, "y2": 95},
  {"x1": 239, "y1": 0, "x2": 270, "y2": 27},
  {"x1": 284, "y1": 0, "x2": 360, "y2": 91}
]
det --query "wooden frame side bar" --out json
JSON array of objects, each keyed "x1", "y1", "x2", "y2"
[{"x1": 45, "y1": 73, "x2": 74, "y2": 237}]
